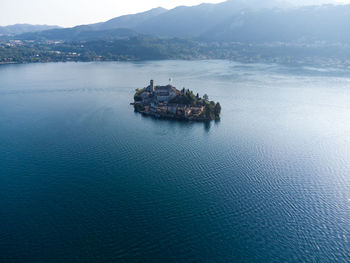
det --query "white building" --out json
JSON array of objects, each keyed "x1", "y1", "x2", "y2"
[{"x1": 155, "y1": 85, "x2": 177, "y2": 102}]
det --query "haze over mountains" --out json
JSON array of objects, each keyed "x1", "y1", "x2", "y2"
[
  {"x1": 0, "y1": 24, "x2": 60, "y2": 36},
  {"x1": 3, "y1": 0, "x2": 350, "y2": 43},
  {"x1": 2, "y1": 0, "x2": 350, "y2": 66}
]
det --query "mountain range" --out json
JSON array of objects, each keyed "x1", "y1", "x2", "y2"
[
  {"x1": 3, "y1": 0, "x2": 350, "y2": 43},
  {"x1": 0, "y1": 24, "x2": 60, "y2": 36}
]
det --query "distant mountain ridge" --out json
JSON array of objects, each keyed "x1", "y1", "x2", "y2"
[
  {"x1": 199, "y1": 4, "x2": 350, "y2": 43},
  {"x1": 0, "y1": 24, "x2": 60, "y2": 36},
  {"x1": 3, "y1": 8, "x2": 165, "y2": 41},
  {"x1": 4, "y1": 1, "x2": 350, "y2": 43},
  {"x1": 90, "y1": 7, "x2": 167, "y2": 31},
  {"x1": 14, "y1": 27, "x2": 139, "y2": 41},
  {"x1": 133, "y1": 0, "x2": 290, "y2": 38}
]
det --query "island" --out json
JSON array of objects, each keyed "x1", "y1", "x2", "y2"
[{"x1": 133, "y1": 80, "x2": 221, "y2": 121}]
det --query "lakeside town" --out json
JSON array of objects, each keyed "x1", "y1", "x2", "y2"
[
  {"x1": 2, "y1": 39, "x2": 350, "y2": 69},
  {"x1": 133, "y1": 80, "x2": 221, "y2": 121}
]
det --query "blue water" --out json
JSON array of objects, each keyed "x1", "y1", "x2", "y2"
[{"x1": 1, "y1": 61, "x2": 350, "y2": 262}]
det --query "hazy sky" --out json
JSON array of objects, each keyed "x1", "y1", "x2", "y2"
[{"x1": 1, "y1": 0, "x2": 350, "y2": 27}]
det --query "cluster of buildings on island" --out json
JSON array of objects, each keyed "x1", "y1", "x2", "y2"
[{"x1": 134, "y1": 80, "x2": 205, "y2": 119}]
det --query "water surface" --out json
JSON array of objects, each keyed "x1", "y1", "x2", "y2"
[{"x1": 1, "y1": 61, "x2": 350, "y2": 262}]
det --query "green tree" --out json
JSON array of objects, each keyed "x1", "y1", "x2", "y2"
[
  {"x1": 214, "y1": 102, "x2": 221, "y2": 117},
  {"x1": 205, "y1": 106, "x2": 214, "y2": 120}
]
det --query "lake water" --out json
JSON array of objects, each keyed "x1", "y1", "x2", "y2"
[{"x1": 1, "y1": 61, "x2": 350, "y2": 262}]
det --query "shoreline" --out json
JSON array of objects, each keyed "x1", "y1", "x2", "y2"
[{"x1": 136, "y1": 108, "x2": 215, "y2": 122}]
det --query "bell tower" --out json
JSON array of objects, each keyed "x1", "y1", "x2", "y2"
[{"x1": 150, "y1": 80, "x2": 155, "y2": 92}]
